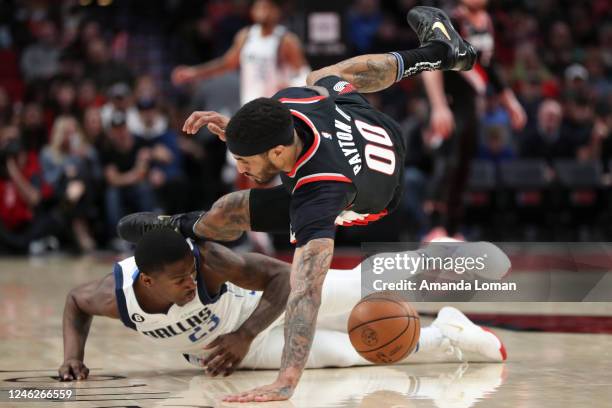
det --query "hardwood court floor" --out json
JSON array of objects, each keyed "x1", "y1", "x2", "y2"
[{"x1": 1, "y1": 256, "x2": 612, "y2": 408}]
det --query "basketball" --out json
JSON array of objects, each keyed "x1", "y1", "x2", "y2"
[{"x1": 348, "y1": 292, "x2": 420, "y2": 364}]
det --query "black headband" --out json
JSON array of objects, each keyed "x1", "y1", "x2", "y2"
[{"x1": 226, "y1": 122, "x2": 295, "y2": 156}]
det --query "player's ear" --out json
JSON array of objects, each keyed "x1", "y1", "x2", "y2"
[
  {"x1": 269, "y1": 145, "x2": 285, "y2": 159},
  {"x1": 139, "y1": 272, "x2": 154, "y2": 287}
]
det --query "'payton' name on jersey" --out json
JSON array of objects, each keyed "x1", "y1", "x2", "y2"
[{"x1": 334, "y1": 105, "x2": 362, "y2": 176}]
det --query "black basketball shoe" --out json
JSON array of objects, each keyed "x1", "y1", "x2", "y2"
[
  {"x1": 117, "y1": 211, "x2": 204, "y2": 243},
  {"x1": 407, "y1": 6, "x2": 476, "y2": 71}
]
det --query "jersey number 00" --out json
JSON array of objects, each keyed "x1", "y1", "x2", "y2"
[{"x1": 355, "y1": 120, "x2": 396, "y2": 175}]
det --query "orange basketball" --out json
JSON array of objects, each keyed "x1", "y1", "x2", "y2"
[{"x1": 348, "y1": 292, "x2": 420, "y2": 364}]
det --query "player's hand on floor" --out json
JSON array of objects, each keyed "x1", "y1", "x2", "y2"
[
  {"x1": 58, "y1": 359, "x2": 89, "y2": 381},
  {"x1": 182, "y1": 111, "x2": 229, "y2": 139},
  {"x1": 202, "y1": 330, "x2": 254, "y2": 377}
]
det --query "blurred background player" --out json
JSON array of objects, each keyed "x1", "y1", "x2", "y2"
[
  {"x1": 171, "y1": 0, "x2": 309, "y2": 106},
  {"x1": 421, "y1": 0, "x2": 527, "y2": 241},
  {"x1": 172, "y1": 0, "x2": 309, "y2": 254}
]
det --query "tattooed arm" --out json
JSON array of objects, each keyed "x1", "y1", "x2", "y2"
[
  {"x1": 306, "y1": 53, "x2": 398, "y2": 93},
  {"x1": 223, "y1": 238, "x2": 334, "y2": 402},
  {"x1": 279, "y1": 238, "x2": 333, "y2": 384},
  {"x1": 194, "y1": 190, "x2": 251, "y2": 241}
]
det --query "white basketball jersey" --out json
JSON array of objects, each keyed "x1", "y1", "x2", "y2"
[
  {"x1": 239, "y1": 24, "x2": 288, "y2": 105},
  {"x1": 113, "y1": 240, "x2": 261, "y2": 355}
]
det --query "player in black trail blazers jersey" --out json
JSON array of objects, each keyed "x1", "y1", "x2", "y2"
[{"x1": 119, "y1": 6, "x2": 476, "y2": 402}]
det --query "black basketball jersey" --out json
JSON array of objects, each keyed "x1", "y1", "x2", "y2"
[{"x1": 273, "y1": 76, "x2": 406, "y2": 236}]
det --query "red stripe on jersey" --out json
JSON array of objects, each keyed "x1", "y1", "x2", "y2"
[
  {"x1": 474, "y1": 63, "x2": 489, "y2": 83},
  {"x1": 286, "y1": 110, "x2": 321, "y2": 178},
  {"x1": 292, "y1": 173, "x2": 352, "y2": 193},
  {"x1": 279, "y1": 96, "x2": 327, "y2": 104},
  {"x1": 337, "y1": 209, "x2": 388, "y2": 227}
]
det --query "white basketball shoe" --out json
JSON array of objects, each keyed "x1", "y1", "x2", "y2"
[{"x1": 432, "y1": 306, "x2": 507, "y2": 362}]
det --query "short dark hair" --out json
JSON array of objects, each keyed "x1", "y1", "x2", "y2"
[
  {"x1": 225, "y1": 97, "x2": 294, "y2": 156},
  {"x1": 134, "y1": 229, "x2": 191, "y2": 275}
]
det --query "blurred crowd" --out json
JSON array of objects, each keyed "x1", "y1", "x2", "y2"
[{"x1": 0, "y1": 0, "x2": 610, "y2": 254}]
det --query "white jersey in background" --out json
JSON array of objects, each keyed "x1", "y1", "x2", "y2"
[
  {"x1": 239, "y1": 24, "x2": 308, "y2": 105},
  {"x1": 113, "y1": 240, "x2": 260, "y2": 355}
]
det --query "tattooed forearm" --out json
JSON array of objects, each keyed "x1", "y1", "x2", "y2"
[
  {"x1": 279, "y1": 238, "x2": 334, "y2": 384},
  {"x1": 195, "y1": 190, "x2": 250, "y2": 241},
  {"x1": 306, "y1": 53, "x2": 398, "y2": 93}
]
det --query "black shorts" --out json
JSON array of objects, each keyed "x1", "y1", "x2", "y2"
[{"x1": 249, "y1": 179, "x2": 404, "y2": 236}]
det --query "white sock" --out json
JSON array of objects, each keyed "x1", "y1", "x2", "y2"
[{"x1": 415, "y1": 326, "x2": 443, "y2": 353}]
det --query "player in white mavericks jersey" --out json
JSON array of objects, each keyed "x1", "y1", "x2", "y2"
[
  {"x1": 172, "y1": 0, "x2": 309, "y2": 106},
  {"x1": 59, "y1": 229, "x2": 506, "y2": 381}
]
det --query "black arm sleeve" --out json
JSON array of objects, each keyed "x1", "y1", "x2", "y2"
[{"x1": 249, "y1": 185, "x2": 291, "y2": 234}]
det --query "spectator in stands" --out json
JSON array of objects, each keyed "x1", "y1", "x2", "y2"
[
  {"x1": 20, "y1": 19, "x2": 61, "y2": 83},
  {"x1": 594, "y1": 102, "x2": 612, "y2": 178},
  {"x1": 133, "y1": 74, "x2": 159, "y2": 101},
  {"x1": 63, "y1": 19, "x2": 102, "y2": 66},
  {"x1": 562, "y1": 93, "x2": 595, "y2": 150},
  {"x1": 583, "y1": 48, "x2": 612, "y2": 99},
  {"x1": 134, "y1": 97, "x2": 186, "y2": 213},
  {"x1": 599, "y1": 23, "x2": 612, "y2": 79},
  {"x1": 0, "y1": 125, "x2": 59, "y2": 254},
  {"x1": 49, "y1": 80, "x2": 79, "y2": 119},
  {"x1": 76, "y1": 79, "x2": 103, "y2": 112},
  {"x1": 40, "y1": 116, "x2": 101, "y2": 252},
  {"x1": 100, "y1": 82, "x2": 140, "y2": 133},
  {"x1": 511, "y1": 43, "x2": 556, "y2": 122},
  {"x1": 347, "y1": 0, "x2": 383, "y2": 53},
  {"x1": 82, "y1": 106, "x2": 106, "y2": 150},
  {"x1": 542, "y1": 21, "x2": 576, "y2": 76},
  {"x1": 478, "y1": 124, "x2": 516, "y2": 164},
  {"x1": 0, "y1": 87, "x2": 13, "y2": 128},
  {"x1": 520, "y1": 99, "x2": 578, "y2": 163},
  {"x1": 400, "y1": 97, "x2": 432, "y2": 239},
  {"x1": 100, "y1": 111, "x2": 156, "y2": 249},
  {"x1": 564, "y1": 64, "x2": 591, "y2": 97},
  {"x1": 84, "y1": 37, "x2": 134, "y2": 91},
  {"x1": 20, "y1": 103, "x2": 47, "y2": 152}
]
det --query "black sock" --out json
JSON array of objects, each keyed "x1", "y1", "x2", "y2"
[{"x1": 389, "y1": 43, "x2": 448, "y2": 81}]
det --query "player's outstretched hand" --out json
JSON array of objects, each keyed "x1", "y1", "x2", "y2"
[
  {"x1": 171, "y1": 65, "x2": 198, "y2": 86},
  {"x1": 58, "y1": 359, "x2": 89, "y2": 381},
  {"x1": 182, "y1": 111, "x2": 229, "y2": 140},
  {"x1": 201, "y1": 330, "x2": 254, "y2": 377}
]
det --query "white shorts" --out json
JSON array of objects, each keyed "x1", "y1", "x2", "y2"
[{"x1": 240, "y1": 266, "x2": 372, "y2": 369}]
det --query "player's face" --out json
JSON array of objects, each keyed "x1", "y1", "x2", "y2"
[
  {"x1": 251, "y1": 0, "x2": 281, "y2": 25},
  {"x1": 157, "y1": 256, "x2": 198, "y2": 306},
  {"x1": 233, "y1": 152, "x2": 280, "y2": 184}
]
